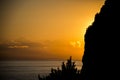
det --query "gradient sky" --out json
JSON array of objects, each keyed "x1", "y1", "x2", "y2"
[{"x1": 0, "y1": 0, "x2": 105, "y2": 60}]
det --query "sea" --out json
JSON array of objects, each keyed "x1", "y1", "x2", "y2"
[{"x1": 0, "y1": 60, "x2": 82, "y2": 80}]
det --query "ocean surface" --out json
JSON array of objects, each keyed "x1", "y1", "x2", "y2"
[{"x1": 0, "y1": 60, "x2": 82, "y2": 80}]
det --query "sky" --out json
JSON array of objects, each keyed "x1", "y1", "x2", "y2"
[{"x1": 0, "y1": 0, "x2": 105, "y2": 60}]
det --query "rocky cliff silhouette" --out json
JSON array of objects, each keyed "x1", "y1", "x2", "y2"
[{"x1": 80, "y1": 0, "x2": 120, "y2": 80}]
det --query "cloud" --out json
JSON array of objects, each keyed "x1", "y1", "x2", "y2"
[
  {"x1": 0, "y1": 40, "x2": 84, "y2": 60},
  {"x1": 0, "y1": 40, "x2": 48, "y2": 60},
  {"x1": 76, "y1": 41, "x2": 81, "y2": 47},
  {"x1": 0, "y1": 40, "x2": 43, "y2": 50},
  {"x1": 70, "y1": 41, "x2": 81, "y2": 48},
  {"x1": 70, "y1": 41, "x2": 76, "y2": 47},
  {"x1": 8, "y1": 45, "x2": 29, "y2": 49}
]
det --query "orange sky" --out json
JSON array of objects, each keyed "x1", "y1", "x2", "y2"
[{"x1": 0, "y1": 0, "x2": 105, "y2": 60}]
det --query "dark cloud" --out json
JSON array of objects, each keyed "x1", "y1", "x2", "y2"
[
  {"x1": 0, "y1": 39, "x2": 82, "y2": 60},
  {"x1": 0, "y1": 40, "x2": 45, "y2": 49},
  {"x1": 0, "y1": 40, "x2": 50, "y2": 60}
]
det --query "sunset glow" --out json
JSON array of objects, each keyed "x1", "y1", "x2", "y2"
[{"x1": 0, "y1": 0, "x2": 105, "y2": 60}]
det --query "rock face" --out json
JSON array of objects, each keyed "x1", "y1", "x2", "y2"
[{"x1": 80, "y1": 0, "x2": 120, "y2": 80}]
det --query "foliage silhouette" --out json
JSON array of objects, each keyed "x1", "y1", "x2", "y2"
[
  {"x1": 38, "y1": 56, "x2": 81, "y2": 80},
  {"x1": 80, "y1": 0, "x2": 120, "y2": 80}
]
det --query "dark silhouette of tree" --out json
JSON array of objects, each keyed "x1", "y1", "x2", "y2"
[
  {"x1": 80, "y1": 0, "x2": 120, "y2": 80},
  {"x1": 38, "y1": 56, "x2": 81, "y2": 80}
]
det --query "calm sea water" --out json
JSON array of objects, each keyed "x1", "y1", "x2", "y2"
[{"x1": 0, "y1": 60, "x2": 82, "y2": 80}]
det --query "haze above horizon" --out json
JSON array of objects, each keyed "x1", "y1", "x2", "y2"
[{"x1": 0, "y1": 0, "x2": 105, "y2": 60}]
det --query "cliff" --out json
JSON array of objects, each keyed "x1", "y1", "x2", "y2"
[{"x1": 80, "y1": 0, "x2": 120, "y2": 80}]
